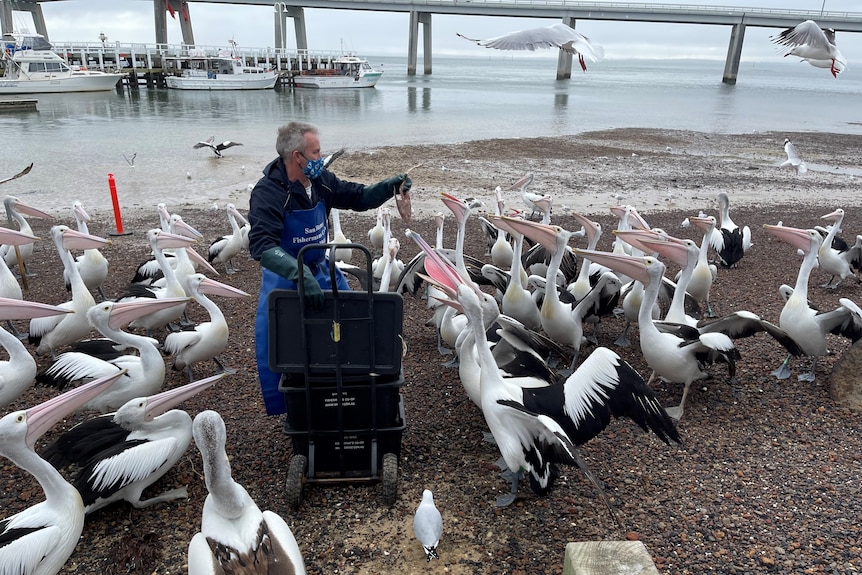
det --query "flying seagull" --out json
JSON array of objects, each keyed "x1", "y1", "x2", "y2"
[
  {"x1": 122, "y1": 152, "x2": 136, "y2": 167},
  {"x1": 780, "y1": 138, "x2": 808, "y2": 175},
  {"x1": 0, "y1": 163, "x2": 33, "y2": 186},
  {"x1": 770, "y1": 20, "x2": 846, "y2": 78},
  {"x1": 193, "y1": 136, "x2": 243, "y2": 158},
  {"x1": 457, "y1": 23, "x2": 605, "y2": 72}
]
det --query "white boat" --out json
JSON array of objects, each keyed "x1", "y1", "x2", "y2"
[
  {"x1": 0, "y1": 33, "x2": 123, "y2": 94},
  {"x1": 165, "y1": 48, "x2": 278, "y2": 90},
  {"x1": 293, "y1": 54, "x2": 382, "y2": 89}
]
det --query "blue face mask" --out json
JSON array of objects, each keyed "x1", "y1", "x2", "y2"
[{"x1": 302, "y1": 156, "x2": 325, "y2": 180}]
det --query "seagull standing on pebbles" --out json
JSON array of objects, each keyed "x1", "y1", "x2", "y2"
[{"x1": 413, "y1": 489, "x2": 443, "y2": 562}]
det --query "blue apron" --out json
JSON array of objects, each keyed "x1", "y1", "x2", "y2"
[{"x1": 254, "y1": 200, "x2": 349, "y2": 415}]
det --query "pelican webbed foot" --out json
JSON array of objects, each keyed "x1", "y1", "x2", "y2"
[{"x1": 495, "y1": 469, "x2": 522, "y2": 507}]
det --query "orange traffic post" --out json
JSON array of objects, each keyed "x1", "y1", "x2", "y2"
[{"x1": 107, "y1": 173, "x2": 132, "y2": 236}]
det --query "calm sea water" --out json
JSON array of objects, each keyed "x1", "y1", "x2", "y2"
[{"x1": 1, "y1": 56, "x2": 860, "y2": 215}]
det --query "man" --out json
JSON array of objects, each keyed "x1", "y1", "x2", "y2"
[{"x1": 248, "y1": 121, "x2": 411, "y2": 415}]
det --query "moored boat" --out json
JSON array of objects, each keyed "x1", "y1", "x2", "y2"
[
  {"x1": 164, "y1": 47, "x2": 278, "y2": 90},
  {"x1": 293, "y1": 54, "x2": 382, "y2": 89},
  {"x1": 0, "y1": 33, "x2": 123, "y2": 94}
]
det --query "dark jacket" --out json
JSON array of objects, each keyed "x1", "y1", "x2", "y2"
[{"x1": 247, "y1": 157, "x2": 381, "y2": 261}]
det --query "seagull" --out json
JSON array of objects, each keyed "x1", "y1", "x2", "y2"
[
  {"x1": 413, "y1": 489, "x2": 443, "y2": 563},
  {"x1": 770, "y1": 20, "x2": 846, "y2": 78},
  {"x1": 122, "y1": 153, "x2": 136, "y2": 167},
  {"x1": 0, "y1": 163, "x2": 33, "y2": 186},
  {"x1": 193, "y1": 136, "x2": 243, "y2": 158},
  {"x1": 780, "y1": 138, "x2": 808, "y2": 175},
  {"x1": 457, "y1": 23, "x2": 605, "y2": 72}
]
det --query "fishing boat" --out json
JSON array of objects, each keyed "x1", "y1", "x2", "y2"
[
  {"x1": 0, "y1": 33, "x2": 123, "y2": 94},
  {"x1": 164, "y1": 47, "x2": 278, "y2": 90},
  {"x1": 293, "y1": 54, "x2": 382, "y2": 89}
]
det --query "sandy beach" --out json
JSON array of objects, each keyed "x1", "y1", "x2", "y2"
[{"x1": 2, "y1": 126, "x2": 862, "y2": 575}]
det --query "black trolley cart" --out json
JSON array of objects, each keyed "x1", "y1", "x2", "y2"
[{"x1": 268, "y1": 243, "x2": 406, "y2": 508}]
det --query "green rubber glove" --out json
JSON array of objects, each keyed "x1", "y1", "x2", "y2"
[
  {"x1": 260, "y1": 247, "x2": 324, "y2": 311},
  {"x1": 361, "y1": 174, "x2": 412, "y2": 207}
]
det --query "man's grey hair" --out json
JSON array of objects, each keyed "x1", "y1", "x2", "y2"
[{"x1": 276, "y1": 121, "x2": 318, "y2": 159}]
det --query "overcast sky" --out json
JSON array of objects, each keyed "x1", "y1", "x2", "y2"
[{"x1": 12, "y1": 0, "x2": 862, "y2": 62}]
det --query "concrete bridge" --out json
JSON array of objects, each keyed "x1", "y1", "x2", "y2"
[{"x1": 4, "y1": 0, "x2": 862, "y2": 83}]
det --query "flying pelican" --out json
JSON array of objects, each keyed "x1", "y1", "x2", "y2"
[
  {"x1": 163, "y1": 274, "x2": 250, "y2": 380},
  {"x1": 208, "y1": 204, "x2": 249, "y2": 274},
  {"x1": 578, "y1": 248, "x2": 740, "y2": 421},
  {"x1": 770, "y1": 20, "x2": 846, "y2": 78},
  {"x1": 0, "y1": 298, "x2": 71, "y2": 408},
  {"x1": 37, "y1": 297, "x2": 192, "y2": 413},
  {"x1": 41, "y1": 373, "x2": 225, "y2": 515},
  {"x1": 817, "y1": 208, "x2": 862, "y2": 288},
  {"x1": 1, "y1": 195, "x2": 51, "y2": 276},
  {"x1": 188, "y1": 410, "x2": 307, "y2": 575},
  {"x1": 193, "y1": 136, "x2": 243, "y2": 158},
  {"x1": 0, "y1": 371, "x2": 124, "y2": 575},
  {"x1": 67, "y1": 201, "x2": 109, "y2": 300},
  {"x1": 457, "y1": 23, "x2": 605, "y2": 72},
  {"x1": 780, "y1": 138, "x2": 808, "y2": 175},
  {"x1": 711, "y1": 192, "x2": 751, "y2": 268},
  {"x1": 29, "y1": 226, "x2": 110, "y2": 357},
  {"x1": 763, "y1": 224, "x2": 862, "y2": 381},
  {"x1": 413, "y1": 489, "x2": 443, "y2": 563}
]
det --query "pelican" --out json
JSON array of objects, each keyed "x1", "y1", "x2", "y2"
[
  {"x1": 67, "y1": 201, "x2": 109, "y2": 300},
  {"x1": 36, "y1": 297, "x2": 191, "y2": 413},
  {"x1": 29, "y1": 226, "x2": 109, "y2": 357},
  {"x1": 1, "y1": 195, "x2": 51, "y2": 275},
  {"x1": 0, "y1": 225, "x2": 41, "y2": 338},
  {"x1": 0, "y1": 371, "x2": 124, "y2": 575},
  {"x1": 118, "y1": 229, "x2": 195, "y2": 336},
  {"x1": 193, "y1": 136, "x2": 243, "y2": 158},
  {"x1": 0, "y1": 298, "x2": 71, "y2": 408},
  {"x1": 208, "y1": 203, "x2": 249, "y2": 274},
  {"x1": 763, "y1": 225, "x2": 862, "y2": 381},
  {"x1": 455, "y1": 279, "x2": 679, "y2": 513},
  {"x1": 685, "y1": 215, "x2": 719, "y2": 318},
  {"x1": 780, "y1": 138, "x2": 808, "y2": 175},
  {"x1": 510, "y1": 173, "x2": 548, "y2": 220},
  {"x1": 711, "y1": 192, "x2": 751, "y2": 268},
  {"x1": 163, "y1": 274, "x2": 250, "y2": 380},
  {"x1": 578, "y1": 248, "x2": 740, "y2": 421},
  {"x1": 457, "y1": 23, "x2": 605, "y2": 72},
  {"x1": 189, "y1": 410, "x2": 307, "y2": 575},
  {"x1": 41, "y1": 373, "x2": 225, "y2": 514},
  {"x1": 368, "y1": 207, "x2": 385, "y2": 254},
  {"x1": 491, "y1": 217, "x2": 541, "y2": 331},
  {"x1": 817, "y1": 208, "x2": 861, "y2": 288},
  {"x1": 770, "y1": 20, "x2": 846, "y2": 78},
  {"x1": 329, "y1": 207, "x2": 353, "y2": 264}
]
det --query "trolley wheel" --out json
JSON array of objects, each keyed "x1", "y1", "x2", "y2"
[
  {"x1": 286, "y1": 454, "x2": 307, "y2": 509},
  {"x1": 381, "y1": 452, "x2": 398, "y2": 507}
]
